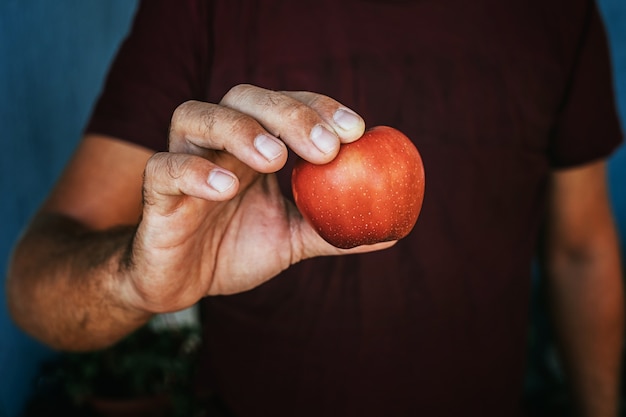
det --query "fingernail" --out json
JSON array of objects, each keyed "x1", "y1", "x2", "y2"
[
  {"x1": 310, "y1": 124, "x2": 338, "y2": 154},
  {"x1": 333, "y1": 108, "x2": 361, "y2": 131},
  {"x1": 207, "y1": 169, "x2": 235, "y2": 193},
  {"x1": 254, "y1": 134, "x2": 284, "y2": 162}
]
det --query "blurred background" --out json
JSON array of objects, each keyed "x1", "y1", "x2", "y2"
[
  {"x1": 0, "y1": 2, "x2": 139, "y2": 416},
  {"x1": 0, "y1": 1, "x2": 624, "y2": 416}
]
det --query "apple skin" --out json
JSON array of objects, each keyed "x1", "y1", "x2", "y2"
[{"x1": 291, "y1": 126, "x2": 425, "y2": 249}]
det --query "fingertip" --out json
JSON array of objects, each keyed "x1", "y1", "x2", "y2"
[
  {"x1": 333, "y1": 108, "x2": 365, "y2": 142},
  {"x1": 207, "y1": 168, "x2": 238, "y2": 194},
  {"x1": 310, "y1": 124, "x2": 340, "y2": 155},
  {"x1": 253, "y1": 133, "x2": 288, "y2": 166}
]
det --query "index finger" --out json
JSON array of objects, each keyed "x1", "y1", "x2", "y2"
[{"x1": 221, "y1": 85, "x2": 365, "y2": 164}]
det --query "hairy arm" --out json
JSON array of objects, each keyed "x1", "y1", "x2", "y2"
[
  {"x1": 7, "y1": 136, "x2": 153, "y2": 350},
  {"x1": 6, "y1": 86, "x2": 387, "y2": 352},
  {"x1": 544, "y1": 160, "x2": 624, "y2": 417}
]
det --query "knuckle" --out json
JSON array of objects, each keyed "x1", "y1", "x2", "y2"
[
  {"x1": 283, "y1": 100, "x2": 315, "y2": 125},
  {"x1": 171, "y1": 100, "x2": 197, "y2": 128},
  {"x1": 303, "y1": 94, "x2": 326, "y2": 109},
  {"x1": 198, "y1": 108, "x2": 218, "y2": 142},
  {"x1": 202, "y1": 105, "x2": 256, "y2": 147},
  {"x1": 165, "y1": 155, "x2": 187, "y2": 180},
  {"x1": 222, "y1": 84, "x2": 253, "y2": 105},
  {"x1": 306, "y1": 94, "x2": 337, "y2": 115},
  {"x1": 169, "y1": 101, "x2": 201, "y2": 151},
  {"x1": 141, "y1": 184, "x2": 156, "y2": 207},
  {"x1": 142, "y1": 156, "x2": 159, "y2": 206},
  {"x1": 282, "y1": 90, "x2": 336, "y2": 111},
  {"x1": 170, "y1": 101, "x2": 225, "y2": 151},
  {"x1": 223, "y1": 111, "x2": 254, "y2": 139},
  {"x1": 143, "y1": 153, "x2": 162, "y2": 184},
  {"x1": 260, "y1": 91, "x2": 287, "y2": 108},
  {"x1": 143, "y1": 153, "x2": 193, "y2": 199}
]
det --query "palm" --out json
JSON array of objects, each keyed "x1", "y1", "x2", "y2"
[
  {"x1": 206, "y1": 172, "x2": 299, "y2": 294},
  {"x1": 133, "y1": 170, "x2": 313, "y2": 310}
]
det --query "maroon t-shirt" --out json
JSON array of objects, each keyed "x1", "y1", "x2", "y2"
[{"x1": 87, "y1": 1, "x2": 623, "y2": 416}]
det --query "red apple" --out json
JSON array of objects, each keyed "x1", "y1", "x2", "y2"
[{"x1": 291, "y1": 125, "x2": 425, "y2": 249}]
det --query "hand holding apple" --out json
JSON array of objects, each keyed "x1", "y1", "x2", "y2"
[{"x1": 292, "y1": 126, "x2": 425, "y2": 249}]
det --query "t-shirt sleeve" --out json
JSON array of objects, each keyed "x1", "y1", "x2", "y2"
[
  {"x1": 549, "y1": 0, "x2": 624, "y2": 169},
  {"x1": 85, "y1": 0, "x2": 211, "y2": 152}
]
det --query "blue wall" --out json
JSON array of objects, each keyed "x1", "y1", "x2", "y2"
[
  {"x1": 601, "y1": 0, "x2": 626, "y2": 245},
  {"x1": 0, "y1": 1, "x2": 624, "y2": 416},
  {"x1": 0, "y1": 2, "x2": 138, "y2": 416}
]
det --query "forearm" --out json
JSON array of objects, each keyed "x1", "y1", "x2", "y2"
[
  {"x1": 547, "y1": 246, "x2": 624, "y2": 417},
  {"x1": 7, "y1": 213, "x2": 152, "y2": 351}
]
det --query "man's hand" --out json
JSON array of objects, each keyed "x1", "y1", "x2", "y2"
[
  {"x1": 122, "y1": 85, "x2": 393, "y2": 313},
  {"x1": 7, "y1": 85, "x2": 393, "y2": 350}
]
